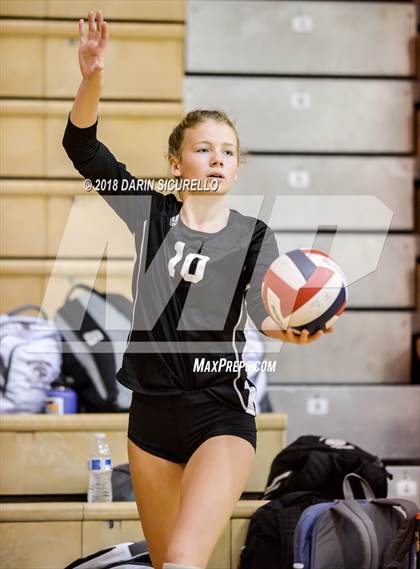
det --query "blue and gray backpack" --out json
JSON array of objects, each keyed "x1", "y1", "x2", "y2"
[{"x1": 293, "y1": 474, "x2": 418, "y2": 569}]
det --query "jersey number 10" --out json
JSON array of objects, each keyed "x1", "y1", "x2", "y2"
[{"x1": 168, "y1": 241, "x2": 210, "y2": 284}]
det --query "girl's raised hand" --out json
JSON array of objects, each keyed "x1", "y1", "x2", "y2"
[{"x1": 78, "y1": 10, "x2": 108, "y2": 80}]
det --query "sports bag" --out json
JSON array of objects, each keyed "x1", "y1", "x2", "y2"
[
  {"x1": 0, "y1": 304, "x2": 62, "y2": 413},
  {"x1": 238, "y1": 492, "x2": 329, "y2": 569},
  {"x1": 111, "y1": 463, "x2": 135, "y2": 501},
  {"x1": 293, "y1": 473, "x2": 419, "y2": 569},
  {"x1": 262, "y1": 435, "x2": 392, "y2": 500},
  {"x1": 55, "y1": 284, "x2": 133, "y2": 412},
  {"x1": 64, "y1": 540, "x2": 152, "y2": 568}
]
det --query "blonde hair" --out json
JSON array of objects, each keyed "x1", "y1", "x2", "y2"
[{"x1": 166, "y1": 109, "x2": 247, "y2": 201}]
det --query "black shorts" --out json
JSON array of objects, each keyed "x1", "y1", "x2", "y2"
[{"x1": 127, "y1": 389, "x2": 257, "y2": 464}]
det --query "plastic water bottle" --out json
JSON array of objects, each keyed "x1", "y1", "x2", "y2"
[{"x1": 87, "y1": 433, "x2": 113, "y2": 503}]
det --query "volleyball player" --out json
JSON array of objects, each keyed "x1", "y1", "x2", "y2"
[{"x1": 62, "y1": 11, "x2": 333, "y2": 569}]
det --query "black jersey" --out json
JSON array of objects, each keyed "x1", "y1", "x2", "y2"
[{"x1": 62, "y1": 115, "x2": 279, "y2": 415}]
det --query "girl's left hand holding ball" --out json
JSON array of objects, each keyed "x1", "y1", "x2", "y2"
[{"x1": 261, "y1": 315, "x2": 333, "y2": 344}]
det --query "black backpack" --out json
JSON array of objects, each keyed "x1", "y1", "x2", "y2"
[
  {"x1": 55, "y1": 284, "x2": 134, "y2": 412},
  {"x1": 262, "y1": 435, "x2": 392, "y2": 500},
  {"x1": 238, "y1": 492, "x2": 329, "y2": 569},
  {"x1": 111, "y1": 464, "x2": 135, "y2": 501}
]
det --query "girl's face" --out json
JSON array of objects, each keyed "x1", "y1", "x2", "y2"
[{"x1": 169, "y1": 119, "x2": 239, "y2": 195}]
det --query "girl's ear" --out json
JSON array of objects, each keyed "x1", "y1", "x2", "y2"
[{"x1": 169, "y1": 156, "x2": 181, "y2": 177}]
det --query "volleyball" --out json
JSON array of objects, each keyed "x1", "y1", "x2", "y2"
[{"x1": 262, "y1": 249, "x2": 348, "y2": 335}]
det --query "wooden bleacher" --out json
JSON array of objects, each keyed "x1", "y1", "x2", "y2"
[
  {"x1": 0, "y1": 412, "x2": 287, "y2": 569},
  {"x1": 0, "y1": 0, "x2": 185, "y2": 313}
]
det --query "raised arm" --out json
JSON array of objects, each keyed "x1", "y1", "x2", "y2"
[
  {"x1": 62, "y1": 11, "x2": 156, "y2": 233},
  {"x1": 70, "y1": 10, "x2": 107, "y2": 128}
]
